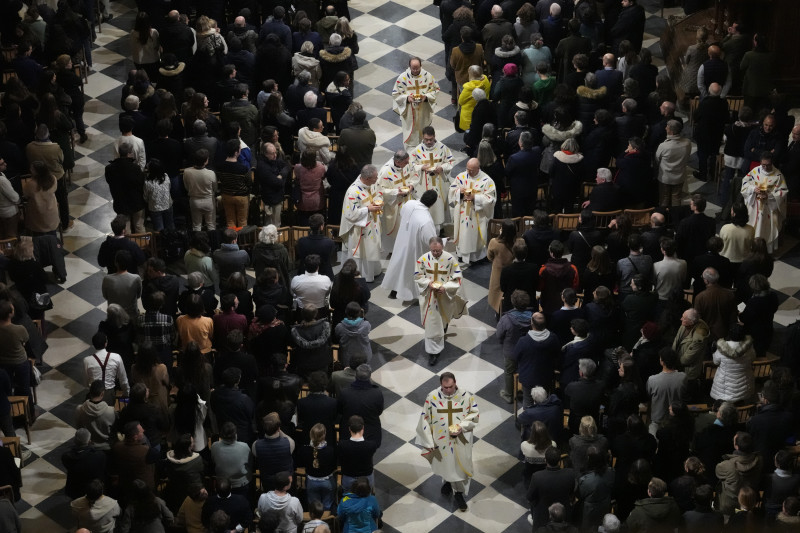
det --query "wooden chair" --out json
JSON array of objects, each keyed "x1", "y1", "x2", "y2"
[
  {"x1": 277, "y1": 226, "x2": 293, "y2": 256},
  {"x1": 580, "y1": 182, "x2": 596, "y2": 201},
  {"x1": 0, "y1": 46, "x2": 16, "y2": 63},
  {"x1": 291, "y1": 226, "x2": 312, "y2": 253},
  {"x1": 327, "y1": 135, "x2": 340, "y2": 152},
  {"x1": 736, "y1": 404, "x2": 756, "y2": 424},
  {"x1": 521, "y1": 216, "x2": 535, "y2": 232},
  {"x1": 625, "y1": 207, "x2": 655, "y2": 229},
  {"x1": 488, "y1": 219, "x2": 504, "y2": 240},
  {"x1": 325, "y1": 224, "x2": 342, "y2": 244},
  {"x1": 751, "y1": 356, "x2": 778, "y2": 380},
  {"x1": 704, "y1": 361, "x2": 717, "y2": 381},
  {"x1": 592, "y1": 210, "x2": 622, "y2": 228},
  {"x1": 726, "y1": 96, "x2": 744, "y2": 118},
  {"x1": 554, "y1": 213, "x2": 580, "y2": 232},
  {"x1": 683, "y1": 288, "x2": 695, "y2": 306},
  {"x1": 8, "y1": 396, "x2": 31, "y2": 444},
  {"x1": 1, "y1": 70, "x2": 17, "y2": 85},
  {"x1": 0, "y1": 436, "x2": 21, "y2": 469},
  {"x1": 689, "y1": 96, "x2": 700, "y2": 125},
  {"x1": 236, "y1": 225, "x2": 259, "y2": 252},
  {"x1": 0, "y1": 238, "x2": 16, "y2": 261},
  {"x1": 29, "y1": 359, "x2": 38, "y2": 404},
  {"x1": 128, "y1": 232, "x2": 156, "y2": 257}
]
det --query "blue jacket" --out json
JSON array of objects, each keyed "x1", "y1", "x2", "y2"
[
  {"x1": 512, "y1": 329, "x2": 561, "y2": 388},
  {"x1": 338, "y1": 493, "x2": 381, "y2": 533}
]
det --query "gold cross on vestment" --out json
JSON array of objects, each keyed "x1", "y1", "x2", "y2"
[
  {"x1": 426, "y1": 262, "x2": 442, "y2": 282},
  {"x1": 440, "y1": 400, "x2": 462, "y2": 427},
  {"x1": 411, "y1": 78, "x2": 427, "y2": 96},
  {"x1": 363, "y1": 188, "x2": 380, "y2": 221}
]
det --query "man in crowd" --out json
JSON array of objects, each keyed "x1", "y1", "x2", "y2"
[
  {"x1": 449, "y1": 158, "x2": 497, "y2": 264},
  {"x1": 672, "y1": 309, "x2": 710, "y2": 401},
  {"x1": 105, "y1": 141, "x2": 146, "y2": 234},
  {"x1": 97, "y1": 215, "x2": 146, "y2": 273},
  {"x1": 646, "y1": 348, "x2": 687, "y2": 435},
  {"x1": 414, "y1": 237, "x2": 468, "y2": 365},
  {"x1": 338, "y1": 109, "x2": 376, "y2": 168},
  {"x1": 378, "y1": 150, "x2": 417, "y2": 253},
  {"x1": 393, "y1": 57, "x2": 440, "y2": 150},
  {"x1": 655, "y1": 120, "x2": 691, "y2": 207},
  {"x1": 416, "y1": 372, "x2": 479, "y2": 512},
  {"x1": 383, "y1": 190, "x2": 438, "y2": 301},
  {"x1": 410, "y1": 126, "x2": 455, "y2": 230},
  {"x1": 340, "y1": 165, "x2": 384, "y2": 282}
]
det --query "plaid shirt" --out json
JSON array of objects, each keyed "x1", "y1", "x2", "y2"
[{"x1": 137, "y1": 311, "x2": 175, "y2": 350}]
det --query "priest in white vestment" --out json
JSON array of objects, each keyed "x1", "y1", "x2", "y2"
[
  {"x1": 340, "y1": 165, "x2": 384, "y2": 282},
  {"x1": 411, "y1": 126, "x2": 455, "y2": 228},
  {"x1": 449, "y1": 158, "x2": 497, "y2": 263},
  {"x1": 415, "y1": 237, "x2": 468, "y2": 364},
  {"x1": 392, "y1": 57, "x2": 440, "y2": 151},
  {"x1": 378, "y1": 150, "x2": 418, "y2": 253},
  {"x1": 416, "y1": 372, "x2": 479, "y2": 512},
  {"x1": 741, "y1": 151, "x2": 788, "y2": 253},
  {"x1": 381, "y1": 191, "x2": 438, "y2": 301}
]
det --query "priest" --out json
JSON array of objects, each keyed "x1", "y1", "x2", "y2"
[
  {"x1": 414, "y1": 236, "x2": 468, "y2": 365},
  {"x1": 416, "y1": 372, "x2": 479, "y2": 512},
  {"x1": 378, "y1": 150, "x2": 418, "y2": 253},
  {"x1": 381, "y1": 190, "x2": 438, "y2": 301},
  {"x1": 392, "y1": 56, "x2": 440, "y2": 151},
  {"x1": 741, "y1": 151, "x2": 788, "y2": 253},
  {"x1": 411, "y1": 126, "x2": 455, "y2": 229},
  {"x1": 340, "y1": 164, "x2": 384, "y2": 282},
  {"x1": 449, "y1": 158, "x2": 497, "y2": 264}
]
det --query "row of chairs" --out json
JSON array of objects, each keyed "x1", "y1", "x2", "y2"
[{"x1": 487, "y1": 207, "x2": 655, "y2": 240}]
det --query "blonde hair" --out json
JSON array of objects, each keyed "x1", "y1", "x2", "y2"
[
  {"x1": 335, "y1": 17, "x2": 354, "y2": 39},
  {"x1": 579, "y1": 416, "x2": 597, "y2": 437},
  {"x1": 12, "y1": 237, "x2": 34, "y2": 261},
  {"x1": 310, "y1": 423, "x2": 326, "y2": 469},
  {"x1": 196, "y1": 15, "x2": 211, "y2": 33}
]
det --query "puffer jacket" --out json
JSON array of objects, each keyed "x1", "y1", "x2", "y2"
[
  {"x1": 458, "y1": 75, "x2": 492, "y2": 131},
  {"x1": 576, "y1": 85, "x2": 607, "y2": 129},
  {"x1": 540, "y1": 120, "x2": 583, "y2": 174},
  {"x1": 710, "y1": 336, "x2": 756, "y2": 402}
]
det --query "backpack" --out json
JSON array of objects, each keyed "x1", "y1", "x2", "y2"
[{"x1": 159, "y1": 228, "x2": 189, "y2": 261}]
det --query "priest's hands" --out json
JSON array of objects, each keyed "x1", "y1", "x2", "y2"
[
  {"x1": 368, "y1": 204, "x2": 382, "y2": 212},
  {"x1": 756, "y1": 190, "x2": 769, "y2": 200}
]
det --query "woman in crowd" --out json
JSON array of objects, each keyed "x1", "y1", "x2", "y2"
[
  {"x1": 174, "y1": 342, "x2": 213, "y2": 402},
  {"x1": 99, "y1": 303, "x2": 136, "y2": 370},
  {"x1": 607, "y1": 356, "x2": 644, "y2": 439},
  {"x1": 335, "y1": 17, "x2": 359, "y2": 75},
  {"x1": 261, "y1": 93, "x2": 295, "y2": 158},
  {"x1": 131, "y1": 342, "x2": 171, "y2": 416},
  {"x1": 8, "y1": 238, "x2": 47, "y2": 307},
  {"x1": 253, "y1": 267, "x2": 292, "y2": 318},
  {"x1": 549, "y1": 138, "x2": 585, "y2": 214},
  {"x1": 36, "y1": 92, "x2": 76, "y2": 172},
  {"x1": 131, "y1": 12, "x2": 161, "y2": 84},
  {"x1": 143, "y1": 159, "x2": 174, "y2": 231},
  {"x1": 738, "y1": 273, "x2": 779, "y2": 357},
  {"x1": 22, "y1": 160, "x2": 59, "y2": 236},
  {"x1": 521, "y1": 421, "x2": 554, "y2": 488},
  {"x1": 719, "y1": 202, "x2": 754, "y2": 277},
  {"x1": 294, "y1": 150, "x2": 326, "y2": 226},
  {"x1": 252, "y1": 225, "x2": 291, "y2": 284},
  {"x1": 710, "y1": 323, "x2": 756, "y2": 403},
  {"x1": 298, "y1": 423, "x2": 338, "y2": 512},
  {"x1": 521, "y1": 33, "x2": 551, "y2": 88},
  {"x1": 514, "y1": 3, "x2": 539, "y2": 48},
  {"x1": 117, "y1": 479, "x2": 173, "y2": 533},
  {"x1": 736, "y1": 237, "x2": 774, "y2": 303},
  {"x1": 292, "y1": 40, "x2": 322, "y2": 88},
  {"x1": 184, "y1": 232, "x2": 219, "y2": 292},
  {"x1": 248, "y1": 304, "x2": 290, "y2": 370},
  {"x1": 182, "y1": 92, "x2": 220, "y2": 138},
  {"x1": 329, "y1": 258, "x2": 370, "y2": 327},
  {"x1": 337, "y1": 477, "x2": 382, "y2": 533},
  {"x1": 569, "y1": 416, "x2": 609, "y2": 475},
  {"x1": 678, "y1": 27, "x2": 708, "y2": 101},
  {"x1": 177, "y1": 294, "x2": 214, "y2": 354},
  {"x1": 326, "y1": 71, "x2": 353, "y2": 132},
  {"x1": 577, "y1": 446, "x2": 615, "y2": 530},
  {"x1": 487, "y1": 219, "x2": 516, "y2": 316},
  {"x1": 668, "y1": 456, "x2": 709, "y2": 514},
  {"x1": 163, "y1": 432, "x2": 205, "y2": 512},
  {"x1": 54, "y1": 54, "x2": 87, "y2": 144}
]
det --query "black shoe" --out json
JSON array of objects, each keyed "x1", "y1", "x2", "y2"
[
  {"x1": 693, "y1": 171, "x2": 708, "y2": 182},
  {"x1": 454, "y1": 491, "x2": 468, "y2": 511},
  {"x1": 444, "y1": 324, "x2": 448, "y2": 333},
  {"x1": 79, "y1": 133, "x2": 88, "y2": 143},
  {"x1": 388, "y1": 290, "x2": 397, "y2": 299},
  {"x1": 103, "y1": 14, "x2": 114, "y2": 22},
  {"x1": 428, "y1": 353, "x2": 439, "y2": 366},
  {"x1": 441, "y1": 481, "x2": 452, "y2": 495}
]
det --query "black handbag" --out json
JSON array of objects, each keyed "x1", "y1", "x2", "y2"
[{"x1": 453, "y1": 107, "x2": 464, "y2": 133}]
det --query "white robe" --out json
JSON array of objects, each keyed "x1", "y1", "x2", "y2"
[
  {"x1": 448, "y1": 170, "x2": 497, "y2": 263},
  {"x1": 410, "y1": 141, "x2": 455, "y2": 227},
  {"x1": 414, "y1": 250, "x2": 468, "y2": 354},
  {"x1": 340, "y1": 178, "x2": 383, "y2": 282},
  {"x1": 378, "y1": 160, "x2": 419, "y2": 253},
  {"x1": 381, "y1": 201, "x2": 437, "y2": 301},
  {"x1": 741, "y1": 165, "x2": 788, "y2": 253},
  {"x1": 392, "y1": 68, "x2": 440, "y2": 149},
  {"x1": 415, "y1": 386, "x2": 479, "y2": 494}
]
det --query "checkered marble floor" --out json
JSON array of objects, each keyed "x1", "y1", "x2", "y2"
[{"x1": 12, "y1": 0, "x2": 800, "y2": 532}]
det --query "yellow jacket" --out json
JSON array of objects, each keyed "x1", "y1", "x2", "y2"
[{"x1": 458, "y1": 75, "x2": 491, "y2": 130}]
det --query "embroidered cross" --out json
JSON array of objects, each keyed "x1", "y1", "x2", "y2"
[
  {"x1": 426, "y1": 262, "x2": 442, "y2": 282},
  {"x1": 440, "y1": 400, "x2": 462, "y2": 427},
  {"x1": 411, "y1": 78, "x2": 428, "y2": 96}
]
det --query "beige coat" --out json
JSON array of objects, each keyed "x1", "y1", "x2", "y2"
[{"x1": 487, "y1": 238, "x2": 514, "y2": 313}]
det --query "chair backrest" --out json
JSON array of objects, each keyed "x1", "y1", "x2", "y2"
[
  {"x1": 689, "y1": 96, "x2": 701, "y2": 124},
  {"x1": 8, "y1": 397, "x2": 26, "y2": 418},
  {"x1": 581, "y1": 182, "x2": 596, "y2": 200},
  {"x1": 554, "y1": 213, "x2": 580, "y2": 232},
  {"x1": 752, "y1": 357, "x2": 777, "y2": 379},
  {"x1": 325, "y1": 225, "x2": 342, "y2": 243},
  {"x1": 237, "y1": 226, "x2": 259, "y2": 252},
  {"x1": 488, "y1": 219, "x2": 504, "y2": 240},
  {"x1": 521, "y1": 216, "x2": 535, "y2": 232},
  {"x1": 0, "y1": 436, "x2": 20, "y2": 460},
  {"x1": 625, "y1": 207, "x2": 654, "y2": 229},
  {"x1": 592, "y1": 210, "x2": 622, "y2": 228},
  {"x1": 276, "y1": 226, "x2": 293, "y2": 256},
  {"x1": 704, "y1": 361, "x2": 717, "y2": 381},
  {"x1": 726, "y1": 96, "x2": 744, "y2": 117},
  {"x1": 737, "y1": 404, "x2": 756, "y2": 424},
  {"x1": 0, "y1": 238, "x2": 16, "y2": 257},
  {"x1": 128, "y1": 232, "x2": 156, "y2": 257}
]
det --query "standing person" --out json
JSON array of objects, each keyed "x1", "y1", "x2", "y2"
[
  {"x1": 646, "y1": 348, "x2": 688, "y2": 435},
  {"x1": 105, "y1": 142, "x2": 147, "y2": 234},
  {"x1": 416, "y1": 372, "x2": 479, "y2": 512},
  {"x1": 655, "y1": 120, "x2": 692, "y2": 207},
  {"x1": 254, "y1": 141, "x2": 290, "y2": 228},
  {"x1": 337, "y1": 477, "x2": 382, "y2": 533},
  {"x1": 414, "y1": 237, "x2": 468, "y2": 366},
  {"x1": 0, "y1": 300, "x2": 31, "y2": 410},
  {"x1": 392, "y1": 57, "x2": 440, "y2": 151},
  {"x1": 382, "y1": 191, "x2": 437, "y2": 301},
  {"x1": 143, "y1": 159, "x2": 175, "y2": 231},
  {"x1": 377, "y1": 150, "x2": 418, "y2": 253},
  {"x1": 449, "y1": 158, "x2": 497, "y2": 264},
  {"x1": 740, "y1": 151, "x2": 787, "y2": 253},
  {"x1": 410, "y1": 127, "x2": 455, "y2": 229},
  {"x1": 183, "y1": 149, "x2": 218, "y2": 231},
  {"x1": 339, "y1": 165, "x2": 383, "y2": 282},
  {"x1": 216, "y1": 139, "x2": 252, "y2": 229},
  {"x1": 487, "y1": 219, "x2": 516, "y2": 315}
]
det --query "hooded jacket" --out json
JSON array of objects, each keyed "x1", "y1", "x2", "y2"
[
  {"x1": 76, "y1": 399, "x2": 116, "y2": 449},
  {"x1": 297, "y1": 126, "x2": 333, "y2": 164},
  {"x1": 257, "y1": 491, "x2": 303, "y2": 533},
  {"x1": 542, "y1": 121, "x2": 584, "y2": 148},
  {"x1": 576, "y1": 85, "x2": 607, "y2": 126},
  {"x1": 710, "y1": 337, "x2": 756, "y2": 402},
  {"x1": 672, "y1": 319, "x2": 711, "y2": 381},
  {"x1": 337, "y1": 492, "x2": 381, "y2": 533},
  {"x1": 496, "y1": 308, "x2": 533, "y2": 358},
  {"x1": 715, "y1": 451, "x2": 763, "y2": 516},
  {"x1": 458, "y1": 75, "x2": 492, "y2": 130},
  {"x1": 450, "y1": 40, "x2": 484, "y2": 88},
  {"x1": 626, "y1": 496, "x2": 682, "y2": 532},
  {"x1": 318, "y1": 45, "x2": 352, "y2": 90},
  {"x1": 334, "y1": 318, "x2": 373, "y2": 365},
  {"x1": 70, "y1": 494, "x2": 121, "y2": 533},
  {"x1": 291, "y1": 319, "x2": 332, "y2": 375},
  {"x1": 512, "y1": 328, "x2": 561, "y2": 387},
  {"x1": 292, "y1": 52, "x2": 322, "y2": 88},
  {"x1": 316, "y1": 15, "x2": 338, "y2": 46}
]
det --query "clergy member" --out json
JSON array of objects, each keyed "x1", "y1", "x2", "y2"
[
  {"x1": 382, "y1": 190, "x2": 438, "y2": 301},
  {"x1": 416, "y1": 372, "x2": 479, "y2": 512},
  {"x1": 741, "y1": 151, "x2": 788, "y2": 252},
  {"x1": 340, "y1": 164, "x2": 384, "y2": 282},
  {"x1": 378, "y1": 149, "x2": 418, "y2": 253},
  {"x1": 411, "y1": 126, "x2": 455, "y2": 229},
  {"x1": 449, "y1": 158, "x2": 497, "y2": 264},
  {"x1": 393, "y1": 56, "x2": 440, "y2": 151},
  {"x1": 415, "y1": 236, "x2": 468, "y2": 365}
]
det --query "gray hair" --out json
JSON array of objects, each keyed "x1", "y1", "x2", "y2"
[
  {"x1": 597, "y1": 168, "x2": 612, "y2": 182},
  {"x1": 702, "y1": 267, "x2": 720, "y2": 285},
  {"x1": 718, "y1": 401, "x2": 738, "y2": 427},
  {"x1": 531, "y1": 386, "x2": 547, "y2": 405},
  {"x1": 361, "y1": 164, "x2": 378, "y2": 179},
  {"x1": 429, "y1": 236, "x2": 443, "y2": 246},
  {"x1": 303, "y1": 90, "x2": 317, "y2": 108},
  {"x1": 187, "y1": 271, "x2": 204, "y2": 289},
  {"x1": 584, "y1": 71, "x2": 597, "y2": 88},
  {"x1": 578, "y1": 358, "x2": 597, "y2": 378},
  {"x1": 520, "y1": 130, "x2": 533, "y2": 150},
  {"x1": 297, "y1": 70, "x2": 312, "y2": 84},
  {"x1": 300, "y1": 40, "x2": 314, "y2": 54},
  {"x1": 599, "y1": 513, "x2": 621, "y2": 533},
  {"x1": 393, "y1": 149, "x2": 409, "y2": 164},
  {"x1": 684, "y1": 308, "x2": 700, "y2": 325},
  {"x1": 259, "y1": 224, "x2": 278, "y2": 244},
  {"x1": 329, "y1": 32, "x2": 342, "y2": 46},
  {"x1": 666, "y1": 119, "x2": 683, "y2": 135},
  {"x1": 468, "y1": 64, "x2": 483, "y2": 80},
  {"x1": 106, "y1": 303, "x2": 130, "y2": 327},
  {"x1": 124, "y1": 94, "x2": 140, "y2": 111},
  {"x1": 622, "y1": 98, "x2": 637, "y2": 112},
  {"x1": 472, "y1": 88, "x2": 486, "y2": 101},
  {"x1": 355, "y1": 363, "x2": 372, "y2": 381}
]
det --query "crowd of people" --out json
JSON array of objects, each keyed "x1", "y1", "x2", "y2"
[{"x1": 0, "y1": 0, "x2": 799, "y2": 532}]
